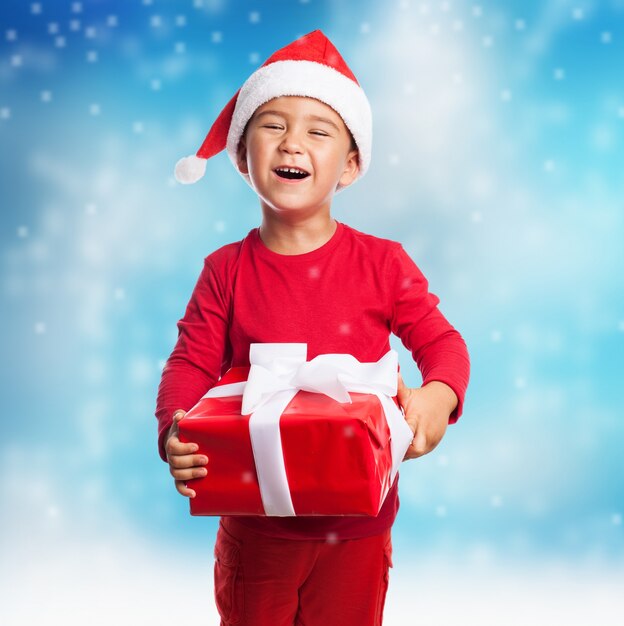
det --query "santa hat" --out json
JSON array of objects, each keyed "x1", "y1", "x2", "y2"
[{"x1": 174, "y1": 29, "x2": 372, "y2": 193}]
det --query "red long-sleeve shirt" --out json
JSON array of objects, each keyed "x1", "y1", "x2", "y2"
[{"x1": 155, "y1": 220, "x2": 470, "y2": 540}]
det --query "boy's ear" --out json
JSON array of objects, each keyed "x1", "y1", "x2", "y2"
[
  {"x1": 236, "y1": 138, "x2": 249, "y2": 175},
  {"x1": 338, "y1": 148, "x2": 360, "y2": 188}
]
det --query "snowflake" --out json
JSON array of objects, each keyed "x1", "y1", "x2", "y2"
[
  {"x1": 40, "y1": 90, "x2": 52, "y2": 102},
  {"x1": 1, "y1": 106, "x2": 12, "y2": 120},
  {"x1": 471, "y1": 210, "x2": 483, "y2": 222},
  {"x1": 308, "y1": 266, "x2": 320, "y2": 279},
  {"x1": 85, "y1": 26, "x2": 96, "y2": 38},
  {"x1": 452, "y1": 19, "x2": 464, "y2": 31},
  {"x1": 249, "y1": 11, "x2": 261, "y2": 24},
  {"x1": 500, "y1": 89, "x2": 512, "y2": 102},
  {"x1": 249, "y1": 52, "x2": 260, "y2": 64},
  {"x1": 490, "y1": 329, "x2": 502, "y2": 342},
  {"x1": 241, "y1": 471, "x2": 254, "y2": 484},
  {"x1": 472, "y1": 5, "x2": 483, "y2": 17},
  {"x1": 601, "y1": 31, "x2": 612, "y2": 44},
  {"x1": 176, "y1": 15, "x2": 187, "y2": 27},
  {"x1": 174, "y1": 42, "x2": 186, "y2": 54},
  {"x1": 85, "y1": 202, "x2": 97, "y2": 215},
  {"x1": 89, "y1": 103, "x2": 101, "y2": 116},
  {"x1": 6, "y1": 29, "x2": 18, "y2": 41},
  {"x1": 17, "y1": 226, "x2": 29, "y2": 238},
  {"x1": 343, "y1": 425, "x2": 355, "y2": 438},
  {"x1": 490, "y1": 495, "x2": 503, "y2": 508},
  {"x1": 31, "y1": 3, "x2": 42, "y2": 15},
  {"x1": 360, "y1": 22, "x2": 371, "y2": 34},
  {"x1": 71, "y1": 2, "x2": 83, "y2": 13},
  {"x1": 107, "y1": 15, "x2": 118, "y2": 28},
  {"x1": 86, "y1": 50, "x2": 98, "y2": 63},
  {"x1": 132, "y1": 121, "x2": 144, "y2": 133},
  {"x1": 553, "y1": 67, "x2": 565, "y2": 80},
  {"x1": 571, "y1": 7, "x2": 584, "y2": 20},
  {"x1": 211, "y1": 31, "x2": 222, "y2": 43},
  {"x1": 339, "y1": 322, "x2": 351, "y2": 335},
  {"x1": 69, "y1": 20, "x2": 81, "y2": 32},
  {"x1": 482, "y1": 35, "x2": 493, "y2": 47},
  {"x1": 612, "y1": 513, "x2": 622, "y2": 526},
  {"x1": 325, "y1": 532, "x2": 339, "y2": 544},
  {"x1": 515, "y1": 19, "x2": 526, "y2": 31},
  {"x1": 150, "y1": 15, "x2": 162, "y2": 28},
  {"x1": 55, "y1": 36, "x2": 66, "y2": 48},
  {"x1": 151, "y1": 78, "x2": 162, "y2": 91},
  {"x1": 543, "y1": 159, "x2": 555, "y2": 172},
  {"x1": 11, "y1": 54, "x2": 22, "y2": 67},
  {"x1": 47, "y1": 22, "x2": 59, "y2": 35},
  {"x1": 435, "y1": 505, "x2": 447, "y2": 517},
  {"x1": 35, "y1": 322, "x2": 47, "y2": 334},
  {"x1": 114, "y1": 288, "x2": 125, "y2": 300},
  {"x1": 214, "y1": 220, "x2": 226, "y2": 233}
]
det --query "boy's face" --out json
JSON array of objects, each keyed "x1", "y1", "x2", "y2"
[{"x1": 236, "y1": 96, "x2": 359, "y2": 217}]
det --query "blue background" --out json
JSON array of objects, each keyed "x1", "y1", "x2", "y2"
[{"x1": 2, "y1": 1, "x2": 623, "y2": 623}]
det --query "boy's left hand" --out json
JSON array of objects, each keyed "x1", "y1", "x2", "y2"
[{"x1": 396, "y1": 374, "x2": 458, "y2": 461}]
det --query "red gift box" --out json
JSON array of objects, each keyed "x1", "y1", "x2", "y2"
[{"x1": 177, "y1": 344, "x2": 414, "y2": 517}]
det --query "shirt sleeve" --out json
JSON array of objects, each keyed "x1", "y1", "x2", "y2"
[
  {"x1": 155, "y1": 257, "x2": 231, "y2": 462},
  {"x1": 388, "y1": 243, "x2": 470, "y2": 423}
]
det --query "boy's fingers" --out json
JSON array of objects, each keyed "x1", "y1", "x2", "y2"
[
  {"x1": 168, "y1": 437, "x2": 199, "y2": 456},
  {"x1": 171, "y1": 464, "x2": 208, "y2": 480},
  {"x1": 175, "y1": 480, "x2": 196, "y2": 498},
  {"x1": 169, "y1": 453, "x2": 209, "y2": 470},
  {"x1": 412, "y1": 429, "x2": 428, "y2": 456}
]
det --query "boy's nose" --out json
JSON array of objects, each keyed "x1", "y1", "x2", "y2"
[{"x1": 279, "y1": 130, "x2": 305, "y2": 153}]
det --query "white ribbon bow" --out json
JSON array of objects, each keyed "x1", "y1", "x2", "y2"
[{"x1": 202, "y1": 343, "x2": 414, "y2": 516}]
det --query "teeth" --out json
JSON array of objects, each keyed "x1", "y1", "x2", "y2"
[{"x1": 276, "y1": 167, "x2": 308, "y2": 174}]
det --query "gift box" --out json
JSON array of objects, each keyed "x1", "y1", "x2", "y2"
[{"x1": 178, "y1": 343, "x2": 414, "y2": 517}]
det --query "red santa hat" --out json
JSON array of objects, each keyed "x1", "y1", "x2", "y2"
[{"x1": 174, "y1": 29, "x2": 372, "y2": 193}]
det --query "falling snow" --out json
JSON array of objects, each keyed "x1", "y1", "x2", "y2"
[{"x1": 2, "y1": 2, "x2": 624, "y2": 624}]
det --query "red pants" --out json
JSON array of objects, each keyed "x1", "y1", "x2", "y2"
[{"x1": 213, "y1": 516, "x2": 393, "y2": 626}]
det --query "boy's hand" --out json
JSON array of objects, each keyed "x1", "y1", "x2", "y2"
[
  {"x1": 165, "y1": 409, "x2": 209, "y2": 498},
  {"x1": 396, "y1": 374, "x2": 457, "y2": 461}
]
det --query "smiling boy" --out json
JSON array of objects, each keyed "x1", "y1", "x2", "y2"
[{"x1": 156, "y1": 30, "x2": 470, "y2": 626}]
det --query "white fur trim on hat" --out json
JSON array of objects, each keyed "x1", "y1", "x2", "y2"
[
  {"x1": 174, "y1": 154, "x2": 207, "y2": 184},
  {"x1": 225, "y1": 60, "x2": 372, "y2": 194}
]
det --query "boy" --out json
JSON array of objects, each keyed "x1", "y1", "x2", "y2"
[{"x1": 156, "y1": 30, "x2": 470, "y2": 626}]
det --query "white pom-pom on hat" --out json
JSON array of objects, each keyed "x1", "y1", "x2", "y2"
[{"x1": 174, "y1": 155, "x2": 207, "y2": 184}]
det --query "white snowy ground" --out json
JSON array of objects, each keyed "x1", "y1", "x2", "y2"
[{"x1": 2, "y1": 531, "x2": 623, "y2": 625}]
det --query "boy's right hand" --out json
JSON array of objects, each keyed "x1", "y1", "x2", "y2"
[{"x1": 165, "y1": 409, "x2": 209, "y2": 498}]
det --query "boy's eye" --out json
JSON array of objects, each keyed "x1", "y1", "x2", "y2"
[{"x1": 261, "y1": 125, "x2": 329, "y2": 137}]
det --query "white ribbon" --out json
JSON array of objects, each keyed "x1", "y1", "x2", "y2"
[{"x1": 202, "y1": 343, "x2": 414, "y2": 516}]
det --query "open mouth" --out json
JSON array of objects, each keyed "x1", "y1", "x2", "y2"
[{"x1": 273, "y1": 167, "x2": 310, "y2": 180}]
